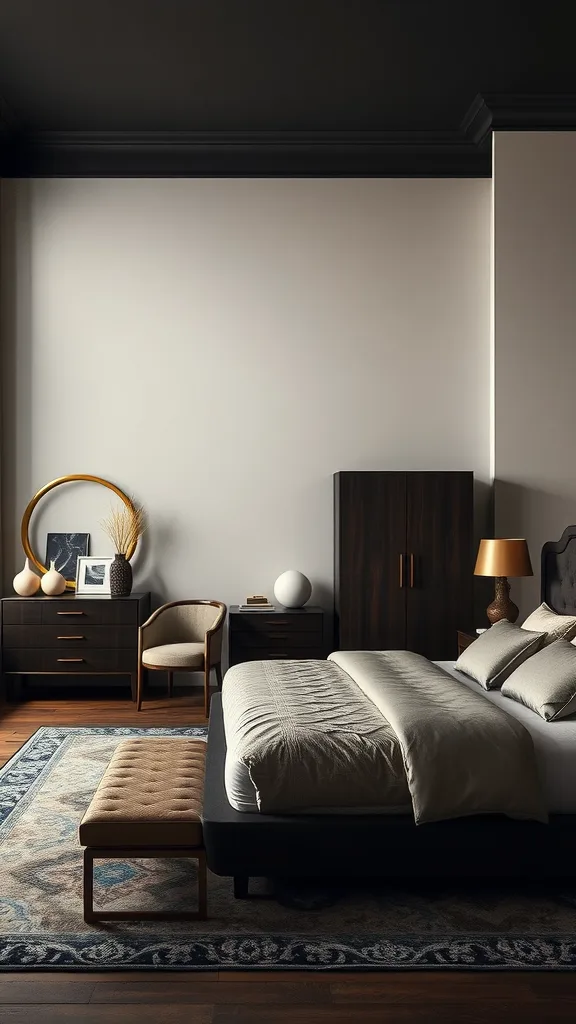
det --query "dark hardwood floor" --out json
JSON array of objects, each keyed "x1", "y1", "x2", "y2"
[{"x1": 1, "y1": 686, "x2": 576, "y2": 1021}]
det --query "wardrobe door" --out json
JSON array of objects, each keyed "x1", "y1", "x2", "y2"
[
  {"x1": 405, "y1": 472, "x2": 473, "y2": 660},
  {"x1": 335, "y1": 472, "x2": 407, "y2": 650}
]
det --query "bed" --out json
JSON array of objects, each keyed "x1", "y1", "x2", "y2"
[{"x1": 203, "y1": 526, "x2": 576, "y2": 895}]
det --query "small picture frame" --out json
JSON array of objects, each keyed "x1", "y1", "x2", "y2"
[
  {"x1": 45, "y1": 532, "x2": 90, "y2": 583},
  {"x1": 75, "y1": 556, "x2": 113, "y2": 596}
]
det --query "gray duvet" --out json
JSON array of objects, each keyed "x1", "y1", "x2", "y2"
[{"x1": 221, "y1": 651, "x2": 547, "y2": 824}]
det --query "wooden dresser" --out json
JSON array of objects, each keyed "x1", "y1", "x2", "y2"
[
  {"x1": 228, "y1": 606, "x2": 325, "y2": 667},
  {"x1": 1, "y1": 593, "x2": 151, "y2": 700}
]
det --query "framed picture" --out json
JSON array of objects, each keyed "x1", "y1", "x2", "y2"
[
  {"x1": 45, "y1": 532, "x2": 89, "y2": 583},
  {"x1": 76, "y1": 556, "x2": 113, "y2": 595}
]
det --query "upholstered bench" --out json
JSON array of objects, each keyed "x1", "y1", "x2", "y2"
[{"x1": 79, "y1": 737, "x2": 207, "y2": 922}]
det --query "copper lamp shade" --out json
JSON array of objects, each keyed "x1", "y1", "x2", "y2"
[{"x1": 474, "y1": 538, "x2": 533, "y2": 625}]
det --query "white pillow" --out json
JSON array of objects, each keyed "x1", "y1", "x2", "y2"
[
  {"x1": 454, "y1": 619, "x2": 544, "y2": 690},
  {"x1": 521, "y1": 602, "x2": 576, "y2": 646},
  {"x1": 502, "y1": 639, "x2": 576, "y2": 721}
]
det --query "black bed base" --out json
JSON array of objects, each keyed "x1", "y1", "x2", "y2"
[{"x1": 203, "y1": 695, "x2": 576, "y2": 893}]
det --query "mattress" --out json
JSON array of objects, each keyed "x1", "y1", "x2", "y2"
[
  {"x1": 438, "y1": 662, "x2": 576, "y2": 814},
  {"x1": 224, "y1": 656, "x2": 565, "y2": 815},
  {"x1": 223, "y1": 658, "x2": 411, "y2": 815}
]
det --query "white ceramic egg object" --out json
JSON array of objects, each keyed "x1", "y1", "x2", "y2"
[
  {"x1": 13, "y1": 557, "x2": 41, "y2": 596},
  {"x1": 273, "y1": 570, "x2": 312, "y2": 609},
  {"x1": 40, "y1": 561, "x2": 67, "y2": 596}
]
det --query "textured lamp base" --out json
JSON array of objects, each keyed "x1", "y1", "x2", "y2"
[{"x1": 486, "y1": 576, "x2": 519, "y2": 624}]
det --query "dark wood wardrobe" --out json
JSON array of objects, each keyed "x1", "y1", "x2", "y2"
[{"x1": 334, "y1": 471, "x2": 473, "y2": 660}]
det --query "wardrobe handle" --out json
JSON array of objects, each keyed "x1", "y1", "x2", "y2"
[
  {"x1": 410, "y1": 553, "x2": 415, "y2": 588},
  {"x1": 399, "y1": 554, "x2": 404, "y2": 589}
]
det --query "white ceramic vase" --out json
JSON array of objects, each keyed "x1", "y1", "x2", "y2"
[
  {"x1": 273, "y1": 570, "x2": 312, "y2": 609},
  {"x1": 40, "y1": 560, "x2": 67, "y2": 596},
  {"x1": 13, "y1": 557, "x2": 41, "y2": 597}
]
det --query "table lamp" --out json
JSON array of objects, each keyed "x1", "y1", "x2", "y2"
[{"x1": 474, "y1": 538, "x2": 533, "y2": 624}]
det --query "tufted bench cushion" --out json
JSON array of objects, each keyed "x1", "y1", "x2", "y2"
[{"x1": 79, "y1": 738, "x2": 206, "y2": 848}]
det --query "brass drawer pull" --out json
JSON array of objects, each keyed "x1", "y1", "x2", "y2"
[
  {"x1": 57, "y1": 658, "x2": 84, "y2": 663},
  {"x1": 56, "y1": 611, "x2": 85, "y2": 616},
  {"x1": 57, "y1": 635, "x2": 85, "y2": 640}
]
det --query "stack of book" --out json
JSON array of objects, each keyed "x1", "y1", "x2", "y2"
[{"x1": 238, "y1": 594, "x2": 275, "y2": 611}]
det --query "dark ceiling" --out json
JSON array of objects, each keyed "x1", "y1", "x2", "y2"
[{"x1": 1, "y1": 1, "x2": 575, "y2": 175}]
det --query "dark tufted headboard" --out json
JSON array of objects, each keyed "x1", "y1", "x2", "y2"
[{"x1": 541, "y1": 527, "x2": 576, "y2": 614}]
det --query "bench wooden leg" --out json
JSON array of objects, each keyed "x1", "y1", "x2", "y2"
[
  {"x1": 83, "y1": 849, "x2": 96, "y2": 923},
  {"x1": 83, "y1": 847, "x2": 207, "y2": 921}
]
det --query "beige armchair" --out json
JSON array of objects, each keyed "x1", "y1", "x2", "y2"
[{"x1": 137, "y1": 600, "x2": 227, "y2": 716}]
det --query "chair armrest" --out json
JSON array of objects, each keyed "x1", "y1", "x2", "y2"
[
  {"x1": 139, "y1": 606, "x2": 172, "y2": 651},
  {"x1": 205, "y1": 604, "x2": 227, "y2": 667}
]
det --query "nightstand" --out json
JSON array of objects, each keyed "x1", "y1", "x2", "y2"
[
  {"x1": 228, "y1": 606, "x2": 325, "y2": 667},
  {"x1": 457, "y1": 630, "x2": 477, "y2": 658}
]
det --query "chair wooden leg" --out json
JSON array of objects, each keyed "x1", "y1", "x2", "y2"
[
  {"x1": 167, "y1": 671, "x2": 173, "y2": 698},
  {"x1": 204, "y1": 663, "x2": 211, "y2": 719},
  {"x1": 137, "y1": 662, "x2": 143, "y2": 711},
  {"x1": 215, "y1": 663, "x2": 223, "y2": 690}
]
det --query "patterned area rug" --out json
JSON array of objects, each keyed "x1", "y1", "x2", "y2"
[{"x1": 1, "y1": 726, "x2": 576, "y2": 972}]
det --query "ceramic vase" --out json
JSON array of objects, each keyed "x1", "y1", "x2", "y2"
[
  {"x1": 13, "y1": 557, "x2": 41, "y2": 596},
  {"x1": 41, "y1": 560, "x2": 67, "y2": 596},
  {"x1": 110, "y1": 553, "x2": 133, "y2": 597},
  {"x1": 273, "y1": 570, "x2": 312, "y2": 608}
]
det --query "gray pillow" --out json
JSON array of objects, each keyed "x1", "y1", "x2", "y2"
[
  {"x1": 521, "y1": 602, "x2": 576, "y2": 646},
  {"x1": 454, "y1": 619, "x2": 544, "y2": 690},
  {"x1": 501, "y1": 639, "x2": 576, "y2": 721}
]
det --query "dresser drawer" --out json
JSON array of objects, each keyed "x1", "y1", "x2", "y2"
[
  {"x1": 2, "y1": 648, "x2": 137, "y2": 673},
  {"x1": 2, "y1": 599, "x2": 140, "y2": 626},
  {"x1": 3, "y1": 625, "x2": 137, "y2": 649},
  {"x1": 41, "y1": 601, "x2": 138, "y2": 626},
  {"x1": 230, "y1": 646, "x2": 326, "y2": 665}
]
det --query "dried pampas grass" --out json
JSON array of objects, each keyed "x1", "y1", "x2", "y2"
[{"x1": 101, "y1": 501, "x2": 145, "y2": 555}]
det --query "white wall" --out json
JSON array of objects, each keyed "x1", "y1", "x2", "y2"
[
  {"x1": 493, "y1": 133, "x2": 576, "y2": 616},
  {"x1": 1, "y1": 178, "x2": 491, "y2": 626}
]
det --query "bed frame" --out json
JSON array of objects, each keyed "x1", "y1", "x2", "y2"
[{"x1": 203, "y1": 527, "x2": 576, "y2": 895}]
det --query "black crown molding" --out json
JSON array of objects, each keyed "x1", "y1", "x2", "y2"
[
  {"x1": 1, "y1": 94, "x2": 576, "y2": 177},
  {"x1": 2, "y1": 128, "x2": 488, "y2": 178},
  {"x1": 461, "y1": 93, "x2": 576, "y2": 147}
]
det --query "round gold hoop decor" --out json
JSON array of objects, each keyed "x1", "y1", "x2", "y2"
[{"x1": 21, "y1": 474, "x2": 137, "y2": 590}]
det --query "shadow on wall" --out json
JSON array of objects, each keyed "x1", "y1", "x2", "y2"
[
  {"x1": 473, "y1": 477, "x2": 495, "y2": 628},
  {"x1": 1, "y1": 181, "x2": 33, "y2": 594},
  {"x1": 494, "y1": 478, "x2": 576, "y2": 619}
]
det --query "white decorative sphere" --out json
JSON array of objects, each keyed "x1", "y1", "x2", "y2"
[{"x1": 274, "y1": 570, "x2": 312, "y2": 609}]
